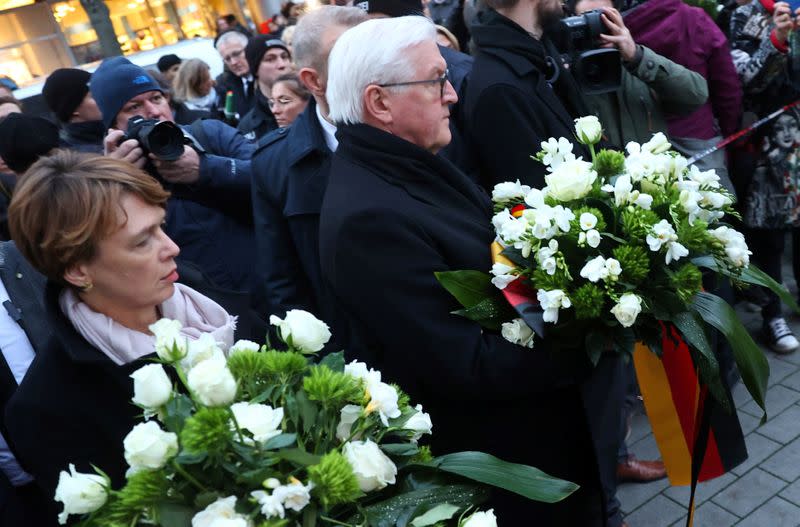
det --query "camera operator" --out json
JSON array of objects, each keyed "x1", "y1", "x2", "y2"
[
  {"x1": 570, "y1": 3, "x2": 708, "y2": 150},
  {"x1": 90, "y1": 56, "x2": 256, "y2": 293}
]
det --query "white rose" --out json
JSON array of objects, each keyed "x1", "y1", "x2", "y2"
[
  {"x1": 150, "y1": 318, "x2": 187, "y2": 362},
  {"x1": 230, "y1": 402, "x2": 284, "y2": 444},
  {"x1": 130, "y1": 364, "x2": 172, "y2": 409},
  {"x1": 54, "y1": 464, "x2": 108, "y2": 525},
  {"x1": 273, "y1": 480, "x2": 314, "y2": 512},
  {"x1": 269, "y1": 309, "x2": 331, "y2": 353},
  {"x1": 123, "y1": 421, "x2": 178, "y2": 471},
  {"x1": 229, "y1": 339, "x2": 261, "y2": 355},
  {"x1": 501, "y1": 318, "x2": 535, "y2": 348},
  {"x1": 462, "y1": 509, "x2": 498, "y2": 527},
  {"x1": 343, "y1": 439, "x2": 397, "y2": 492},
  {"x1": 187, "y1": 358, "x2": 238, "y2": 407},
  {"x1": 642, "y1": 132, "x2": 671, "y2": 154},
  {"x1": 192, "y1": 496, "x2": 251, "y2": 527},
  {"x1": 574, "y1": 116, "x2": 602, "y2": 145},
  {"x1": 545, "y1": 157, "x2": 597, "y2": 202},
  {"x1": 336, "y1": 404, "x2": 363, "y2": 441},
  {"x1": 181, "y1": 333, "x2": 226, "y2": 371},
  {"x1": 580, "y1": 212, "x2": 597, "y2": 231},
  {"x1": 611, "y1": 293, "x2": 643, "y2": 328},
  {"x1": 251, "y1": 490, "x2": 284, "y2": 519},
  {"x1": 492, "y1": 180, "x2": 531, "y2": 202},
  {"x1": 366, "y1": 381, "x2": 401, "y2": 426},
  {"x1": 404, "y1": 404, "x2": 433, "y2": 441},
  {"x1": 586, "y1": 229, "x2": 601, "y2": 248}
]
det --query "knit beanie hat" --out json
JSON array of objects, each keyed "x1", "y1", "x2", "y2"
[
  {"x1": 42, "y1": 68, "x2": 92, "y2": 123},
  {"x1": 90, "y1": 57, "x2": 164, "y2": 130},
  {"x1": 157, "y1": 54, "x2": 182, "y2": 72},
  {"x1": 245, "y1": 36, "x2": 290, "y2": 77},
  {"x1": 0, "y1": 114, "x2": 60, "y2": 174},
  {"x1": 355, "y1": 0, "x2": 424, "y2": 17}
]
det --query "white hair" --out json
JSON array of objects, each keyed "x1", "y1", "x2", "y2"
[
  {"x1": 215, "y1": 30, "x2": 249, "y2": 52},
  {"x1": 326, "y1": 16, "x2": 437, "y2": 125},
  {"x1": 293, "y1": 6, "x2": 367, "y2": 72}
]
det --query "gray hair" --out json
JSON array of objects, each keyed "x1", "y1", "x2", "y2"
[
  {"x1": 292, "y1": 5, "x2": 367, "y2": 73},
  {"x1": 215, "y1": 30, "x2": 249, "y2": 52},
  {"x1": 327, "y1": 16, "x2": 436, "y2": 125}
]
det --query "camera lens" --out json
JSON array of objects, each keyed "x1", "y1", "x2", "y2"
[{"x1": 143, "y1": 121, "x2": 185, "y2": 161}]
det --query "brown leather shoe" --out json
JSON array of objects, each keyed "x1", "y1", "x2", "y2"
[{"x1": 616, "y1": 455, "x2": 667, "y2": 483}]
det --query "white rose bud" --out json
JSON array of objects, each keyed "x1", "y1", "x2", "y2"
[
  {"x1": 404, "y1": 404, "x2": 433, "y2": 442},
  {"x1": 642, "y1": 132, "x2": 671, "y2": 154},
  {"x1": 187, "y1": 358, "x2": 238, "y2": 407},
  {"x1": 336, "y1": 404, "x2": 363, "y2": 442},
  {"x1": 123, "y1": 421, "x2": 178, "y2": 471},
  {"x1": 544, "y1": 157, "x2": 598, "y2": 202},
  {"x1": 54, "y1": 464, "x2": 108, "y2": 525},
  {"x1": 491, "y1": 180, "x2": 531, "y2": 202},
  {"x1": 574, "y1": 115, "x2": 603, "y2": 145},
  {"x1": 269, "y1": 309, "x2": 331, "y2": 353},
  {"x1": 149, "y1": 318, "x2": 187, "y2": 362},
  {"x1": 462, "y1": 509, "x2": 498, "y2": 527},
  {"x1": 611, "y1": 293, "x2": 643, "y2": 328},
  {"x1": 230, "y1": 402, "x2": 284, "y2": 444},
  {"x1": 192, "y1": 496, "x2": 251, "y2": 527},
  {"x1": 500, "y1": 318, "x2": 535, "y2": 348},
  {"x1": 585, "y1": 229, "x2": 601, "y2": 248},
  {"x1": 181, "y1": 333, "x2": 226, "y2": 371},
  {"x1": 130, "y1": 364, "x2": 172, "y2": 409},
  {"x1": 342, "y1": 439, "x2": 398, "y2": 492},
  {"x1": 229, "y1": 339, "x2": 261, "y2": 355}
]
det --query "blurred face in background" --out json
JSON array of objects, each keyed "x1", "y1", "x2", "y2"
[
  {"x1": 270, "y1": 80, "x2": 308, "y2": 127},
  {"x1": 218, "y1": 39, "x2": 250, "y2": 78},
  {"x1": 258, "y1": 47, "x2": 292, "y2": 87},
  {"x1": 773, "y1": 113, "x2": 800, "y2": 150},
  {"x1": 0, "y1": 102, "x2": 21, "y2": 119}
]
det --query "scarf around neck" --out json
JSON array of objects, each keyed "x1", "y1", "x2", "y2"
[{"x1": 59, "y1": 283, "x2": 237, "y2": 365}]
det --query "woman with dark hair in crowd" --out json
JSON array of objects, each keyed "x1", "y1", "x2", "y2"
[
  {"x1": 3, "y1": 151, "x2": 261, "y2": 525},
  {"x1": 269, "y1": 73, "x2": 310, "y2": 128}
]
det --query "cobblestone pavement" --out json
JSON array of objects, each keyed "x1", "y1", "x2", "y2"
[{"x1": 621, "y1": 292, "x2": 800, "y2": 526}]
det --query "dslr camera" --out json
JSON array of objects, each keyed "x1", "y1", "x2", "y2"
[
  {"x1": 559, "y1": 9, "x2": 621, "y2": 95},
  {"x1": 121, "y1": 115, "x2": 187, "y2": 161}
]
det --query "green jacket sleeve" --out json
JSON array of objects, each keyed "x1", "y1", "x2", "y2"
[{"x1": 629, "y1": 45, "x2": 709, "y2": 117}]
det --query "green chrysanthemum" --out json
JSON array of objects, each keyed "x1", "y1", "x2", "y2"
[
  {"x1": 227, "y1": 350, "x2": 272, "y2": 386},
  {"x1": 531, "y1": 268, "x2": 570, "y2": 291},
  {"x1": 255, "y1": 520, "x2": 291, "y2": 527},
  {"x1": 411, "y1": 445, "x2": 434, "y2": 464},
  {"x1": 303, "y1": 365, "x2": 362, "y2": 407},
  {"x1": 620, "y1": 208, "x2": 661, "y2": 240},
  {"x1": 90, "y1": 470, "x2": 171, "y2": 526},
  {"x1": 592, "y1": 149, "x2": 626, "y2": 180},
  {"x1": 392, "y1": 384, "x2": 411, "y2": 410},
  {"x1": 613, "y1": 245, "x2": 650, "y2": 284},
  {"x1": 180, "y1": 407, "x2": 231, "y2": 455},
  {"x1": 671, "y1": 263, "x2": 703, "y2": 304},
  {"x1": 571, "y1": 283, "x2": 605, "y2": 320},
  {"x1": 676, "y1": 219, "x2": 711, "y2": 252},
  {"x1": 308, "y1": 451, "x2": 362, "y2": 508}
]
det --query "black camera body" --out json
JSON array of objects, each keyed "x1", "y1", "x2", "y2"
[
  {"x1": 559, "y1": 9, "x2": 622, "y2": 95},
  {"x1": 122, "y1": 116, "x2": 187, "y2": 161}
]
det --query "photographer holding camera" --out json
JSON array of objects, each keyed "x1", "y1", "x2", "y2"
[{"x1": 91, "y1": 57, "x2": 256, "y2": 294}]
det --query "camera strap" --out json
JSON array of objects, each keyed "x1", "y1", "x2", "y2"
[
  {"x1": 185, "y1": 119, "x2": 209, "y2": 155},
  {"x1": 544, "y1": 55, "x2": 561, "y2": 86}
]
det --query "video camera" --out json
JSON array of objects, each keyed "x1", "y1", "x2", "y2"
[
  {"x1": 121, "y1": 116, "x2": 187, "y2": 161},
  {"x1": 559, "y1": 9, "x2": 621, "y2": 95}
]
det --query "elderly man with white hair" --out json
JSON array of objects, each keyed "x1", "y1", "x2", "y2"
[
  {"x1": 215, "y1": 30, "x2": 255, "y2": 119},
  {"x1": 318, "y1": 15, "x2": 607, "y2": 525}
]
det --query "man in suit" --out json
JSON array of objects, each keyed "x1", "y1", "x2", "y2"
[
  {"x1": 215, "y1": 30, "x2": 256, "y2": 119},
  {"x1": 319, "y1": 16, "x2": 608, "y2": 525}
]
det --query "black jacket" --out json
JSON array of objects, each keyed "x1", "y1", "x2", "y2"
[
  {"x1": 59, "y1": 121, "x2": 104, "y2": 154},
  {"x1": 238, "y1": 88, "x2": 278, "y2": 142},
  {"x1": 4, "y1": 262, "x2": 264, "y2": 526},
  {"x1": 214, "y1": 70, "x2": 256, "y2": 118},
  {"x1": 463, "y1": 9, "x2": 589, "y2": 191},
  {"x1": 319, "y1": 123, "x2": 606, "y2": 523},
  {"x1": 438, "y1": 45, "x2": 474, "y2": 174}
]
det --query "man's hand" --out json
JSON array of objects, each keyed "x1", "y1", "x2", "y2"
[
  {"x1": 151, "y1": 146, "x2": 200, "y2": 184},
  {"x1": 599, "y1": 7, "x2": 638, "y2": 63},
  {"x1": 773, "y1": 2, "x2": 796, "y2": 44},
  {"x1": 104, "y1": 129, "x2": 146, "y2": 169}
]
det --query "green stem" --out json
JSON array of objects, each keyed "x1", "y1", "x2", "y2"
[
  {"x1": 589, "y1": 143, "x2": 597, "y2": 163},
  {"x1": 228, "y1": 408, "x2": 247, "y2": 443},
  {"x1": 172, "y1": 460, "x2": 207, "y2": 492},
  {"x1": 320, "y1": 516, "x2": 357, "y2": 527}
]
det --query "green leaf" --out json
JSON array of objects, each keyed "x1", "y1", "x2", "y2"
[
  {"x1": 452, "y1": 296, "x2": 516, "y2": 331},
  {"x1": 380, "y1": 443, "x2": 420, "y2": 457},
  {"x1": 319, "y1": 351, "x2": 345, "y2": 372},
  {"x1": 156, "y1": 502, "x2": 195, "y2": 527},
  {"x1": 410, "y1": 503, "x2": 461, "y2": 526},
  {"x1": 264, "y1": 433, "x2": 297, "y2": 450},
  {"x1": 691, "y1": 292, "x2": 769, "y2": 420},
  {"x1": 362, "y1": 484, "x2": 488, "y2": 527},
  {"x1": 175, "y1": 451, "x2": 207, "y2": 465},
  {"x1": 162, "y1": 394, "x2": 194, "y2": 435},
  {"x1": 275, "y1": 448, "x2": 321, "y2": 466},
  {"x1": 424, "y1": 451, "x2": 578, "y2": 503},
  {"x1": 295, "y1": 389, "x2": 317, "y2": 435},
  {"x1": 692, "y1": 256, "x2": 800, "y2": 314},
  {"x1": 434, "y1": 270, "x2": 495, "y2": 309}
]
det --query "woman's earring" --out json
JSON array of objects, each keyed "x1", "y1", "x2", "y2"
[{"x1": 82, "y1": 282, "x2": 93, "y2": 292}]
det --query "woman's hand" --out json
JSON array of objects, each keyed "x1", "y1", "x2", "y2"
[
  {"x1": 599, "y1": 7, "x2": 638, "y2": 63},
  {"x1": 773, "y1": 2, "x2": 795, "y2": 44}
]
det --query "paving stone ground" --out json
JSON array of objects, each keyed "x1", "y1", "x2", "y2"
[{"x1": 620, "y1": 254, "x2": 800, "y2": 526}]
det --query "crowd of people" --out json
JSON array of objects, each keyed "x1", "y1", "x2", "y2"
[{"x1": 0, "y1": 0, "x2": 799, "y2": 525}]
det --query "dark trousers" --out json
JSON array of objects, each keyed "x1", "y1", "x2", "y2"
[{"x1": 748, "y1": 228, "x2": 786, "y2": 321}]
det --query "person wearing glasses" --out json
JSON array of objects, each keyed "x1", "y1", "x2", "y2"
[
  {"x1": 269, "y1": 73, "x2": 311, "y2": 128},
  {"x1": 214, "y1": 30, "x2": 256, "y2": 120},
  {"x1": 319, "y1": 16, "x2": 606, "y2": 524},
  {"x1": 238, "y1": 37, "x2": 293, "y2": 141}
]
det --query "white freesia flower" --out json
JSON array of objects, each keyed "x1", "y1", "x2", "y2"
[
  {"x1": 269, "y1": 309, "x2": 331, "y2": 353},
  {"x1": 524, "y1": 187, "x2": 547, "y2": 208},
  {"x1": 537, "y1": 289, "x2": 571, "y2": 324},
  {"x1": 230, "y1": 402, "x2": 284, "y2": 444},
  {"x1": 609, "y1": 175, "x2": 653, "y2": 209},
  {"x1": 229, "y1": 339, "x2": 261, "y2": 355},
  {"x1": 274, "y1": 479, "x2": 314, "y2": 512},
  {"x1": 646, "y1": 220, "x2": 677, "y2": 252},
  {"x1": 687, "y1": 164, "x2": 721, "y2": 188},
  {"x1": 336, "y1": 404, "x2": 363, "y2": 441},
  {"x1": 123, "y1": 421, "x2": 178, "y2": 472},
  {"x1": 491, "y1": 208, "x2": 515, "y2": 234},
  {"x1": 405, "y1": 404, "x2": 433, "y2": 441},
  {"x1": 580, "y1": 212, "x2": 597, "y2": 230},
  {"x1": 181, "y1": 333, "x2": 225, "y2": 371},
  {"x1": 344, "y1": 360, "x2": 382, "y2": 388},
  {"x1": 130, "y1": 364, "x2": 172, "y2": 409},
  {"x1": 54, "y1": 464, "x2": 108, "y2": 525},
  {"x1": 343, "y1": 439, "x2": 398, "y2": 492},
  {"x1": 552, "y1": 205, "x2": 575, "y2": 232},
  {"x1": 492, "y1": 180, "x2": 531, "y2": 202},
  {"x1": 642, "y1": 132, "x2": 671, "y2": 154},
  {"x1": 462, "y1": 509, "x2": 498, "y2": 527},
  {"x1": 490, "y1": 262, "x2": 518, "y2": 289},
  {"x1": 665, "y1": 241, "x2": 689, "y2": 264},
  {"x1": 710, "y1": 226, "x2": 751, "y2": 268},
  {"x1": 611, "y1": 294, "x2": 643, "y2": 328},
  {"x1": 580, "y1": 256, "x2": 609, "y2": 283},
  {"x1": 192, "y1": 496, "x2": 251, "y2": 527},
  {"x1": 501, "y1": 318, "x2": 535, "y2": 348},
  {"x1": 539, "y1": 137, "x2": 574, "y2": 169},
  {"x1": 575, "y1": 116, "x2": 602, "y2": 145},
  {"x1": 498, "y1": 216, "x2": 529, "y2": 243},
  {"x1": 187, "y1": 358, "x2": 237, "y2": 407},
  {"x1": 366, "y1": 381, "x2": 402, "y2": 426},
  {"x1": 586, "y1": 229, "x2": 601, "y2": 248},
  {"x1": 605, "y1": 258, "x2": 622, "y2": 278},
  {"x1": 545, "y1": 157, "x2": 597, "y2": 202},
  {"x1": 251, "y1": 490, "x2": 284, "y2": 519},
  {"x1": 522, "y1": 208, "x2": 556, "y2": 241},
  {"x1": 150, "y1": 318, "x2": 187, "y2": 362}
]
